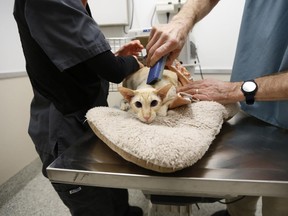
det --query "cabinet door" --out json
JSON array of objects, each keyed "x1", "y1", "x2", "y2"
[{"x1": 89, "y1": 0, "x2": 128, "y2": 26}]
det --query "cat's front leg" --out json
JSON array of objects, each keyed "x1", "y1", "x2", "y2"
[
  {"x1": 120, "y1": 99, "x2": 130, "y2": 111},
  {"x1": 157, "y1": 104, "x2": 169, "y2": 116}
]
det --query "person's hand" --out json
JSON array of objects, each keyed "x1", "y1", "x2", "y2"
[
  {"x1": 145, "y1": 0, "x2": 220, "y2": 67},
  {"x1": 115, "y1": 40, "x2": 144, "y2": 57},
  {"x1": 177, "y1": 79, "x2": 243, "y2": 105},
  {"x1": 146, "y1": 23, "x2": 189, "y2": 67}
]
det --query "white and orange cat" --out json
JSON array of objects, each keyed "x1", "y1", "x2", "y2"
[{"x1": 118, "y1": 66, "x2": 191, "y2": 123}]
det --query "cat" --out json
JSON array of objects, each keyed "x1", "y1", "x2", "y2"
[{"x1": 118, "y1": 66, "x2": 185, "y2": 124}]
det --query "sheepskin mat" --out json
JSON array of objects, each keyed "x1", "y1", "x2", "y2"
[{"x1": 86, "y1": 101, "x2": 239, "y2": 173}]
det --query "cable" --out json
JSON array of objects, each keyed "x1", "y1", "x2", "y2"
[
  {"x1": 178, "y1": 0, "x2": 181, "y2": 12},
  {"x1": 218, "y1": 196, "x2": 246, "y2": 204},
  {"x1": 166, "y1": 2, "x2": 172, "y2": 23},
  {"x1": 150, "y1": 6, "x2": 156, "y2": 27},
  {"x1": 123, "y1": 0, "x2": 134, "y2": 34},
  {"x1": 166, "y1": 12, "x2": 170, "y2": 23},
  {"x1": 196, "y1": 53, "x2": 204, "y2": 80},
  {"x1": 191, "y1": 196, "x2": 246, "y2": 213}
]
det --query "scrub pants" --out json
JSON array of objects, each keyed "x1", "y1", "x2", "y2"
[
  {"x1": 29, "y1": 90, "x2": 132, "y2": 216},
  {"x1": 38, "y1": 149, "x2": 129, "y2": 216},
  {"x1": 38, "y1": 148, "x2": 131, "y2": 216},
  {"x1": 226, "y1": 196, "x2": 288, "y2": 216},
  {"x1": 52, "y1": 183, "x2": 129, "y2": 216}
]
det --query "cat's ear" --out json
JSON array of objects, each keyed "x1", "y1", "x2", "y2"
[
  {"x1": 156, "y1": 84, "x2": 173, "y2": 100},
  {"x1": 118, "y1": 86, "x2": 135, "y2": 102}
]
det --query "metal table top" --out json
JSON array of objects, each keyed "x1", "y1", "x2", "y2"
[{"x1": 47, "y1": 111, "x2": 288, "y2": 198}]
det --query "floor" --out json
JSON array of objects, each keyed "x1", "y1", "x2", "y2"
[{"x1": 0, "y1": 158, "x2": 261, "y2": 216}]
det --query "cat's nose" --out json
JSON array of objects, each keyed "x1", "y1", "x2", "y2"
[{"x1": 144, "y1": 115, "x2": 151, "y2": 122}]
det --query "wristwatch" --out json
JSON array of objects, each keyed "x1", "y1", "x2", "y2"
[{"x1": 241, "y1": 80, "x2": 258, "y2": 105}]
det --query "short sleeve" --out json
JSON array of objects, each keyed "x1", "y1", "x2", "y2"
[{"x1": 25, "y1": 0, "x2": 111, "y2": 71}]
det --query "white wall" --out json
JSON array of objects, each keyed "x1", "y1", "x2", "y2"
[
  {"x1": 99, "y1": 0, "x2": 245, "y2": 70},
  {"x1": 192, "y1": 0, "x2": 244, "y2": 69},
  {"x1": 1, "y1": 0, "x2": 245, "y2": 75},
  {"x1": 0, "y1": 1, "x2": 37, "y2": 186},
  {"x1": 0, "y1": 77, "x2": 37, "y2": 186},
  {"x1": 0, "y1": 1, "x2": 25, "y2": 73}
]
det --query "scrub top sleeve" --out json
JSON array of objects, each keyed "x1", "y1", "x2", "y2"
[
  {"x1": 75, "y1": 51, "x2": 140, "y2": 84},
  {"x1": 25, "y1": 0, "x2": 111, "y2": 71}
]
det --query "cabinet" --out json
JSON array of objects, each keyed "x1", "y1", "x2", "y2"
[{"x1": 88, "y1": 0, "x2": 129, "y2": 26}]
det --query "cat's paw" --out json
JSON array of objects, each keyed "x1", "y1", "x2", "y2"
[
  {"x1": 157, "y1": 105, "x2": 168, "y2": 116},
  {"x1": 120, "y1": 99, "x2": 130, "y2": 111}
]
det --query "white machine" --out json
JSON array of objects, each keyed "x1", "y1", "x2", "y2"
[{"x1": 127, "y1": 28, "x2": 199, "y2": 75}]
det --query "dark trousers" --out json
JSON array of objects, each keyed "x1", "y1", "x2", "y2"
[
  {"x1": 28, "y1": 90, "x2": 131, "y2": 216},
  {"x1": 52, "y1": 182, "x2": 129, "y2": 216},
  {"x1": 39, "y1": 150, "x2": 130, "y2": 216}
]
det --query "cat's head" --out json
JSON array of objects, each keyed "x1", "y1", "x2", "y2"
[{"x1": 118, "y1": 84, "x2": 173, "y2": 123}]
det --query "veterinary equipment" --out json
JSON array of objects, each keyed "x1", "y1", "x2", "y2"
[{"x1": 146, "y1": 55, "x2": 168, "y2": 84}]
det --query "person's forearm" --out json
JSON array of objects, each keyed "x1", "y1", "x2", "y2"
[
  {"x1": 67, "y1": 51, "x2": 139, "y2": 84},
  {"x1": 254, "y1": 71, "x2": 288, "y2": 101},
  {"x1": 171, "y1": 0, "x2": 220, "y2": 34},
  {"x1": 227, "y1": 71, "x2": 288, "y2": 103},
  {"x1": 177, "y1": 71, "x2": 288, "y2": 105}
]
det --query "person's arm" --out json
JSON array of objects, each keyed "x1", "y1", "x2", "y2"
[
  {"x1": 66, "y1": 51, "x2": 140, "y2": 84},
  {"x1": 255, "y1": 71, "x2": 288, "y2": 101},
  {"x1": 177, "y1": 71, "x2": 288, "y2": 104},
  {"x1": 66, "y1": 40, "x2": 144, "y2": 84},
  {"x1": 146, "y1": 0, "x2": 220, "y2": 66},
  {"x1": 86, "y1": 40, "x2": 143, "y2": 83}
]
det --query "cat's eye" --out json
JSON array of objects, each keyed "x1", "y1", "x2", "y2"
[
  {"x1": 150, "y1": 100, "x2": 158, "y2": 107},
  {"x1": 135, "y1": 101, "x2": 142, "y2": 108}
]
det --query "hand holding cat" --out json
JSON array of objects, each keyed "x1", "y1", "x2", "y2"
[
  {"x1": 114, "y1": 40, "x2": 144, "y2": 57},
  {"x1": 114, "y1": 39, "x2": 145, "y2": 69},
  {"x1": 177, "y1": 79, "x2": 242, "y2": 105}
]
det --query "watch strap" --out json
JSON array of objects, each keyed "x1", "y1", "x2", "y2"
[{"x1": 245, "y1": 94, "x2": 255, "y2": 105}]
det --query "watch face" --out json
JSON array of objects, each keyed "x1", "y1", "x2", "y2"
[{"x1": 242, "y1": 81, "x2": 257, "y2": 93}]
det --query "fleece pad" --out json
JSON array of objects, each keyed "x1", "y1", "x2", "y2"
[{"x1": 86, "y1": 101, "x2": 238, "y2": 173}]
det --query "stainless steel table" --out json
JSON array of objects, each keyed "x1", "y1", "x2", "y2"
[{"x1": 47, "y1": 111, "x2": 288, "y2": 199}]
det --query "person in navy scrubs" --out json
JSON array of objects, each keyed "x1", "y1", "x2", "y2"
[{"x1": 13, "y1": 0, "x2": 144, "y2": 215}]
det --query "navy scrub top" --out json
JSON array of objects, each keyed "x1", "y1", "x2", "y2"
[
  {"x1": 14, "y1": 0, "x2": 138, "y2": 114},
  {"x1": 24, "y1": 0, "x2": 111, "y2": 72},
  {"x1": 13, "y1": 0, "x2": 139, "y2": 173}
]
